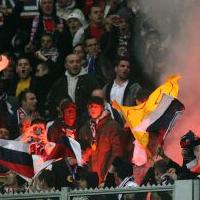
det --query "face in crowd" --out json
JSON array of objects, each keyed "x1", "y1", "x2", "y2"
[
  {"x1": 73, "y1": 45, "x2": 85, "y2": 61},
  {"x1": 63, "y1": 105, "x2": 77, "y2": 127},
  {"x1": 40, "y1": 34, "x2": 54, "y2": 49},
  {"x1": 89, "y1": 6, "x2": 103, "y2": 25},
  {"x1": 85, "y1": 38, "x2": 100, "y2": 57},
  {"x1": 65, "y1": 54, "x2": 81, "y2": 76},
  {"x1": 40, "y1": 0, "x2": 54, "y2": 16},
  {"x1": 88, "y1": 103, "x2": 104, "y2": 120},
  {"x1": 67, "y1": 17, "x2": 82, "y2": 35},
  {"x1": 115, "y1": 60, "x2": 130, "y2": 80},
  {"x1": 0, "y1": 128, "x2": 9, "y2": 139},
  {"x1": 22, "y1": 92, "x2": 38, "y2": 113},
  {"x1": 16, "y1": 58, "x2": 32, "y2": 80}
]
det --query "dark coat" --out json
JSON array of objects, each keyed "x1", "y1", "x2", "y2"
[
  {"x1": 104, "y1": 80, "x2": 145, "y2": 106},
  {"x1": 78, "y1": 115, "x2": 124, "y2": 182},
  {"x1": 47, "y1": 74, "x2": 99, "y2": 119}
]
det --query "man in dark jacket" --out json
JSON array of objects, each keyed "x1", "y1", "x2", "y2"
[
  {"x1": 78, "y1": 96, "x2": 124, "y2": 183},
  {"x1": 47, "y1": 53, "x2": 99, "y2": 119},
  {"x1": 104, "y1": 57, "x2": 148, "y2": 106}
]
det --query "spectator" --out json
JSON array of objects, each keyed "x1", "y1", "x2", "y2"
[
  {"x1": 0, "y1": 170, "x2": 27, "y2": 194},
  {"x1": 0, "y1": 125, "x2": 10, "y2": 140},
  {"x1": 113, "y1": 157, "x2": 137, "y2": 200},
  {"x1": 8, "y1": 55, "x2": 34, "y2": 97},
  {"x1": 66, "y1": 11, "x2": 86, "y2": 47},
  {"x1": 78, "y1": 96, "x2": 123, "y2": 183},
  {"x1": 31, "y1": 169, "x2": 56, "y2": 192},
  {"x1": 47, "y1": 53, "x2": 99, "y2": 119},
  {"x1": 84, "y1": 4, "x2": 104, "y2": 41},
  {"x1": 17, "y1": 89, "x2": 40, "y2": 126},
  {"x1": 0, "y1": 0, "x2": 25, "y2": 53},
  {"x1": 56, "y1": 0, "x2": 86, "y2": 25},
  {"x1": 104, "y1": 57, "x2": 147, "y2": 106},
  {"x1": 31, "y1": 62, "x2": 55, "y2": 116},
  {"x1": 73, "y1": 170, "x2": 101, "y2": 200},
  {"x1": 47, "y1": 98, "x2": 78, "y2": 142},
  {"x1": 0, "y1": 74, "x2": 19, "y2": 139},
  {"x1": 84, "y1": 37, "x2": 106, "y2": 86},
  {"x1": 26, "y1": 0, "x2": 72, "y2": 59},
  {"x1": 73, "y1": 44, "x2": 86, "y2": 68},
  {"x1": 35, "y1": 33, "x2": 59, "y2": 63},
  {"x1": 91, "y1": 88, "x2": 123, "y2": 126}
]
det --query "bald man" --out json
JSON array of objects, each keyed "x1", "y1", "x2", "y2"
[{"x1": 47, "y1": 54, "x2": 99, "y2": 119}]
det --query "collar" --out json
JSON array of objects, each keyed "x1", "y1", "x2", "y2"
[
  {"x1": 65, "y1": 67, "x2": 87, "y2": 78},
  {"x1": 113, "y1": 80, "x2": 129, "y2": 87}
]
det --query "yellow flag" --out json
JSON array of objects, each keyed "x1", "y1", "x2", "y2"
[{"x1": 112, "y1": 75, "x2": 181, "y2": 148}]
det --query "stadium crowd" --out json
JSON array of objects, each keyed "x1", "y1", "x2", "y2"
[{"x1": 0, "y1": 0, "x2": 199, "y2": 200}]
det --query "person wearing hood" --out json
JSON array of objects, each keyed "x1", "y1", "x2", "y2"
[
  {"x1": 47, "y1": 53, "x2": 99, "y2": 119},
  {"x1": 56, "y1": 0, "x2": 86, "y2": 26},
  {"x1": 66, "y1": 11, "x2": 86, "y2": 47},
  {"x1": 26, "y1": 0, "x2": 72, "y2": 59}
]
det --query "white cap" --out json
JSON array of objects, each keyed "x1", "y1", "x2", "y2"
[{"x1": 66, "y1": 12, "x2": 84, "y2": 25}]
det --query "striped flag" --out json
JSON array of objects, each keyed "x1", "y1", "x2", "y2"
[
  {"x1": 0, "y1": 139, "x2": 34, "y2": 178},
  {"x1": 0, "y1": 136, "x2": 82, "y2": 179},
  {"x1": 112, "y1": 75, "x2": 185, "y2": 165}
]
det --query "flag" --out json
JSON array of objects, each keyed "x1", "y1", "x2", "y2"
[
  {"x1": 0, "y1": 139, "x2": 34, "y2": 178},
  {"x1": 0, "y1": 136, "x2": 82, "y2": 179},
  {"x1": 113, "y1": 75, "x2": 182, "y2": 147},
  {"x1": 44, "y1": 136, "x2": 82, "y2": 165},
  {"x1": 112, "y1": 75, "x2": 184, "y2": 165}
]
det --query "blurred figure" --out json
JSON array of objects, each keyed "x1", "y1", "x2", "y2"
[
  {"x1": 31, "y1": 169, "x2": 56, "y2": 192},
  {"x1": 35, "y1": 33, "x2": 59, "y2": 63},
  {"x1": 0, "y1": 125, "x2": 10, "y2": 140},
  {"x1": 26, "y1": 0, "x2": 72, "y2": 59},
  {"x1": 32, "y1": 62, "x2": 55, "y2": 116},
  {"x1": 73, "y1": 167, "x2": 101, "y2": 200},
  {"x1": 0, "y1": 170, "x2": 27, "y2": 194}
]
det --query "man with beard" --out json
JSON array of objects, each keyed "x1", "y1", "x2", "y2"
[{"x1": 104, "y1": 57, "x2": 146, "y2": 106}]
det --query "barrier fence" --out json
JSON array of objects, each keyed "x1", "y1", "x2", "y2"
[{"x1": 0, "y1": 180, "x2": 199, "y2": 200}]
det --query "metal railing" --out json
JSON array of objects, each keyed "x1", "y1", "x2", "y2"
[{"x1": 0, "y1": 180, "x2": 199, "y2": 200}]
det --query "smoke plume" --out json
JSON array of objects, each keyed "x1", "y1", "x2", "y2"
[{"x1": 128, "y1": 0, "x2": 200, "y2": 164}]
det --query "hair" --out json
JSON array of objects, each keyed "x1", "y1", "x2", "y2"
[
  {"x1": 79, "y1": 170, "x2": 99, "y2": 188},
  {"x1": 38, "y1": 169, "x2": 56, "y2": 188},
  {"x1": 31, "y1": 118, "x2": 46, "y2": 126},
  {"x1": 59, "y1": 98, "x2": 76, "y2": 114},
  {"x1": 84, "y1": 37, "x2": 97, "y2": 47},
  {"x1": 18, "y1": 89, "x2": 35, "y2": 105},
  {"x1": 153, "y1": 159, "x2": 169, "y2": 174},
  {"x1": 38, "y1": 0, "x2": 57, "y2": 18},
  {"x1": 113, "y1": 157, "x2": 133, "y2": 180},
  {"x1": 17, "y1": 54, "x2": 31, "y2": 65},
  {"x1": 115, "y1": 56, "x2": 130, "y2": 67},
  {"x1": 87, "y1": 96, "x2": 104, "y2": 106},
  {"x1": 88, "y1": 2, "x2": 102, "y2": 16},
  {"x1": 73, "y1": 43, "x2": 84, "y2": 50}
]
